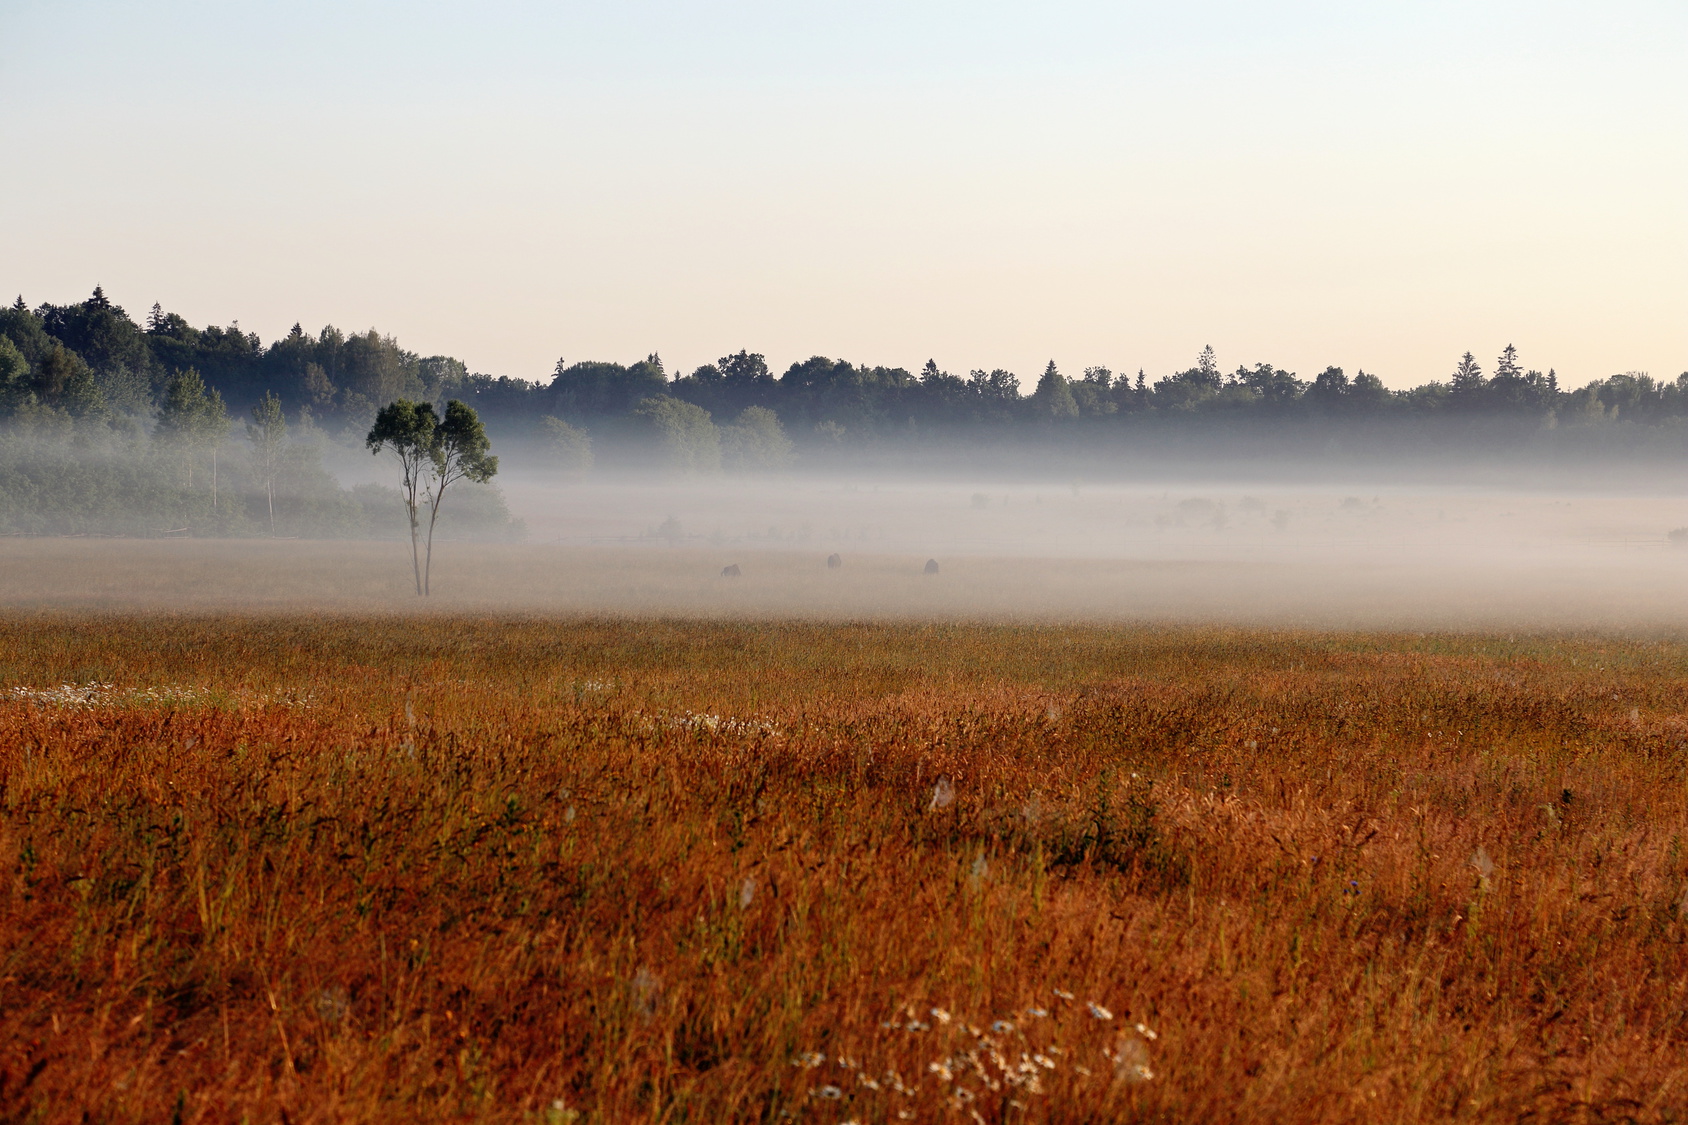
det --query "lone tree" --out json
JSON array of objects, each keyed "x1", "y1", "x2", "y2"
[
  {"x1": 246, "y1": 391, "x2": 286, "y2": 535},
  {"x1": 367, "y1": 398, "x2": 497, "y2": 596}
]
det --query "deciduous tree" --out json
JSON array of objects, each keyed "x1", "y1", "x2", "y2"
[
  {"x1": 420, "y1": 400, "x2": 498, "y2": 595},
  {"x1": 631, "y1": 396, "x2": 721, "y2": 473},
  {"x1": 246, "y1": 392, "x2": 286, "y2": 535},
  {"x1": 367, "y1": 399, "x2": 437, "y2": 595},
  {"x1": 721, "y1": 406, "x2": 794, "y2": 471},
  {"x1": 367, "y1": 399, "x2": 497, "y2": 596},
  {"x1": 156, "y1": 370, "x2": 227, "y2": 493}
]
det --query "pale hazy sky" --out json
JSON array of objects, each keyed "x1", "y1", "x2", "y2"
[{"x1": 2, "y1": 1, "x2": 1683, "y2": 388}]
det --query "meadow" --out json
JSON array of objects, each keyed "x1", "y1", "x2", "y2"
[{"x1": 4, "y1": 612, "x2": 1688, "y2": 1122}]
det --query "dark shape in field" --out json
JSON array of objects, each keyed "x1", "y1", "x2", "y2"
[
  {"x1": 721, "y1": 564, "x2": 741, "y2": 578},
  {"x1": 826, "y1": 553, "x2": 842, "y2": 569},
  {"x1": 924, "y1": 559, "x2": 940, "y2": 575}
]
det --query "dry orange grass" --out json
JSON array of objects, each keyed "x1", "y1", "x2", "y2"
[{"x1": 3, "y1": 614, "x2": 1688, "y2": 1122}]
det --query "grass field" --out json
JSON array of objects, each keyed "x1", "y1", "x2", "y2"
[{"x1": 4, "y1": 613, "x2": 1688, "y2": 1122}]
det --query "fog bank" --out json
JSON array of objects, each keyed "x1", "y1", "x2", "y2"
[{"x1": 6, "y1": 475, "x2": 1688, "y2": 633}]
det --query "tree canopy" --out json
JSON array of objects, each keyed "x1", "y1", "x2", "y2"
[
  {"x1": 367, "y1": 398, "x2": 499, "y2": 595},
  {"x1": 4, "y1": 287, "x2": 1686, "y2": 464}
]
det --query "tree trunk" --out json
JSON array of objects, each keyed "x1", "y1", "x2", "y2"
[
  {"x1": 423, "y1": 483, "x2": 447, "y2": 597},
  {"x1": 408, "y1": 504, "x2": 423, "y2": 596},
  {"x1": 406, "y1": 482, "x2": 423, "y2": 596}
]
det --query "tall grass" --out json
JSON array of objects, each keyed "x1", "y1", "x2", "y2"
[{"x1": 2, "y1": 616, "x2": 1687, "y2": 1121}]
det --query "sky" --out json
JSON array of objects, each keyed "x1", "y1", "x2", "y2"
[{"x1": 1, "y1": 0, "x2": 1683, "y2": 389}]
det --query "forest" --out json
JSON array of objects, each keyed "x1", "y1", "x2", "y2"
[{"x1": 2, "y1": 286, "x2": 1686, "y2": 537}]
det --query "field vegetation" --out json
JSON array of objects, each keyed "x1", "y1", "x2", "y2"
[{"x1": 4, "y1": 614, "x2": 1688, "y2": 1121}]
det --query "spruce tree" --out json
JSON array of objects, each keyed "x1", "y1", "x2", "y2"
[
  {"x1": 1032, "y1": 360, "x2": 1079, "y2": 419},
  {"x1": 1495, "y1": 344, "x2": 1522, "y2": 381},
  {"x1": 1450, "y1": 352, "x2": 1485, "y2": 406}
]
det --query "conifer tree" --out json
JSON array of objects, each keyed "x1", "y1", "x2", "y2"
[
  {"x1": 1495, "y1": 344, "x2": 1522, "y2": 382},
  {"x1": 1450, "y1": 351, "x2": 1486, "y2": 406},
  {"x1": 1032, "y1": 360, "x2": 1079, "y2": 419}
]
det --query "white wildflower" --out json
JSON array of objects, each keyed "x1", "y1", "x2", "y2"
[
  {"x1": 630, "y1": 967, "x2": 660, "y2": 1017},
  {"x1": 1470, "y1": 846, "x2": 1495, "y2": 890},
  {"x1": 1113, "y1": 1035, "x2": 1154, "y2": 1083},
  {"x1": 929, "y1": 775, "x2": 956, "y2": 811}
]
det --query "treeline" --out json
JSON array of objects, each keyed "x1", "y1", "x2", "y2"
[
  {"x1": 0, "y1": 289, "x2": 521, "y2": 538},
  {"x1": 4, "y1": 286, "x2": 1687, "y2": 473},
  {"x1": 645, "y1": 345, "x2": 1688, "y2": 437},
  {"x1": 0, "y1": 289, "x2": 467, "y2": 425}
]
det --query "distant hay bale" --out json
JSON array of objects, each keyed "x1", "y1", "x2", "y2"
[
  {"x1": 720, "y1": 564, "x2": 741, "y2": 578},
  {"x1": 1669, "y1": 528, "x2": 1688, "y2": 546},
  {"x1": 826, "y1": 553, "x2": 842, "y2": 569},
  {"x1": 923, "y1": 559, "x2": 940, "y2": 575}
]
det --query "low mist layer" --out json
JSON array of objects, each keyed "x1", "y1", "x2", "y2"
[{"x1": 7, "y1": 477, "x2": 1688, "y2": 632}]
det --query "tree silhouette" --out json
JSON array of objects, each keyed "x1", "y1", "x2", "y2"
[{"x1": 367, "y1": 399, "x2": 497, "y2": 596}]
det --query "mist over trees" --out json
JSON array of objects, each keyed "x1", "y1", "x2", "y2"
[
  {"x1": 3, "y1": 284, "x2": 1687, "y2": 500},
  {"x1": 0, "y1": 289, "x2": 522, "y2": 539}
]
